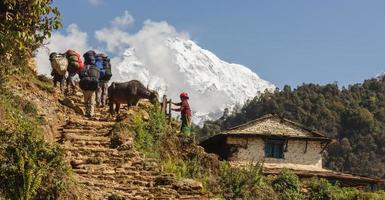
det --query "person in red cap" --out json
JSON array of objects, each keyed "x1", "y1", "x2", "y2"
[{"x1": 172, "y1": 92, "x2": 192, "y2": 135}]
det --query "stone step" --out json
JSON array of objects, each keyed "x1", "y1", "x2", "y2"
[
  {"x1": 74, "y1": 169, "x2": 156, "y2": 185},
  {"x1": 61, "y1": 128, "x2": 112, "y2": 133},
  {"x1": 63, "y1": 133, "x2": 110, "y2": 142},
  {"x1": 67, "y1": 118, "x2": 116, "y2": 127},
  {"x1": 78, "y1": 178, "x2": 153, "y2": 196},
  {"x1": 58, "y1": 109, "x2": 207, "y2": 199},
  {"x1": 64, "y1": 146, "x2": 116, "y2": 154},
  {"x1": 73, "y1": 163, "x2": 117, "y2": 172},
  {"x1": 66, "y1": 151, "x2": 144, "y2": 164},
  {"x1": 78, "y1": 173, "x2": 134, "y2": 181},
  {"x1": 179, "y1": 195, "x2": 209, "y2": 200},
  {"x1": 71, "y1": 140, "x2": 110, "y2": 148},
  {"x1": 149, "y1": 186, "x2": 179, "y2": 196},
  {"x1": 73, "y1": 166, "x2": 157, "y2": 179},
  {"x1": 69, "y1": 156, "x2": 129, "y2": 166}
]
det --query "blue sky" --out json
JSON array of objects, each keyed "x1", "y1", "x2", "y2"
[{"x1": 54, "y1": 0, "x2": 385, "y2": 88}]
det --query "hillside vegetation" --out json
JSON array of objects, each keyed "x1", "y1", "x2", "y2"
[
  {"x1": 200, "y1": 78, "x2": 385, "y2": 179},
  {"x1": 0, "y1": 74, "x2": 75, "y2": 199},
  {"x1": 1, "y1": 1, "x2": 385, "y2": 199}
]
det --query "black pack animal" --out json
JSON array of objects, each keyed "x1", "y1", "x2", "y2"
[{"x1": 108, "y1": 80, "x2": 159, "y2": 115}]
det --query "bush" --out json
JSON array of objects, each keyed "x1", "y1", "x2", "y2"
[
  {"x1": 306, "y1": 178, "x2": 334, "y2": 200},
  {"x1": 356, "y1": 191, "x2": 385, "y2": 200},
  {"x1": 0, "y1": 83, "x2": 72, "y2": 199},
  {"x1": 132, "y1": 113, "x2": 157, "y2": 157},
  {"x1": 218, "y1": 162, "x2": 275, "y2": 200},
  {"x1": 161, "y1": 156, "x2": 208, "y2": 181},
  {"x1": 161, "y1": 159, "x2": 189, "y2": 180},
  {"x1": 304, "y1": 178, "x2": 385, "y2": 200},
  {"x1": 272, "y1": 169, "x2": 304, "y2": 200},
  {"x1": 0, "y1": 131, "x2": 71, "y2": 200},
  {"x1": 131, "y1": 105, "x2": 168, "y2": 158},
  {"x1": 332, "y1": 186, "x2": 359, "y2": 200}
]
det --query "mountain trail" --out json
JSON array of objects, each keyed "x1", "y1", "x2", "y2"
[
  {"x1": 57, "y1": 93, "x2": 208, "y2": 199},
  {"x1": 7, "y1": 76, "x2": 210, "y2": 199}
]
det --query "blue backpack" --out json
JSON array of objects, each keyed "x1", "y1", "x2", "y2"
[{"x1": 95, "y1": 54, "x2": 106, "y2": 80}]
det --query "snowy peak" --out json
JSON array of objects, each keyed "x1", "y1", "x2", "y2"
[
  {"x1": 112, "y1": 37, "x2": 275, "y2": 125},
  {"x1": 168, "y1": 37, "x2": 274, "y2": 104}
]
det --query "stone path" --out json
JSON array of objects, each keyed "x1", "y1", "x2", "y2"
[{"x1": 58, "y1": 95, "x2": 207, "y2": 199}]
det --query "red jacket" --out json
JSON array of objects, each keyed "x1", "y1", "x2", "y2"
[{"x1": 174, "y1": 99, "x2": 192, "y2": 117}]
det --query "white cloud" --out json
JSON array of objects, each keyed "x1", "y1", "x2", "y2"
[
  {"x1": 95, "y1": 17, "x2": 190, "y2": 85},
  {"x1": 95, "y1": 27, "x2": 131, "y2": 53},
  {"x1": 35, "y1": 24, "x2": 90, "y2": 75},
  {"x1": 88, "y1": 0, "x2": 103, "y2": 6},
  {"x1": 111, "y1": 10, "x2": 134, "y2": 28}
]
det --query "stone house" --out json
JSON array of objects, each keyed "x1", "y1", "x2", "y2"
[
  {"x1": 201, "y1": 114, "x2": 330, "y2": 170},
  {"x1": 201, "y1": 114, "x2": 384, "y2": 187}
]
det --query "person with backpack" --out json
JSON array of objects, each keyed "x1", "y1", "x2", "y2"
[
  {"x1": 95, "y1": 53, "x2": 112, "y2": 107},
  {"x1": 171, "y1": 92, "x2": 193, "y2": 136},
  {"x1": 49, "y1": 52, "x2": 68, "y2": 94},
  {"x1": 79, "y1": 50, "x2": 100, "y2": 117},
  {"x1": 65, "y1": 49, "x2": 84, "y2": 95}
]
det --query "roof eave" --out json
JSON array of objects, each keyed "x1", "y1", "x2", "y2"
[{"x1": 201, "y1": 132, "x2": 332, "y2": 144}]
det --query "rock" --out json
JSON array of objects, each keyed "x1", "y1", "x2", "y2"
[
  {"x1": 75, "y1": 105, "x2": 84, "y2": 112},
  {"x1": 60, "y1": 97, "x2": 85, "y2": 115},
  {"x1": 117, "y1": 141, "x2": 133, "y2": 151},
  {"x1": 75, "y1": 91, "x2": 83, "y2": 96},
  {"x1": 173, "y1": 178, "x2": 203, "y2": 191},
  {"x1": 155, "y1": 173, "x2": 176, "y2": 186},
  {"x1": 60, "y1": 97, "x2": 75, "y2": 108},
  {"x1": 70, "y1": 159, "x2": 84, "y2": 169},
  {"x1": 27, "y1": 58, "x2": 37, "y2": 74},
  {"x1": 141, "y1": 110, "x2": 150, "y2": 121},
  {"x1": 102, "y1": 169, "x2": 115, "y2": 175}
]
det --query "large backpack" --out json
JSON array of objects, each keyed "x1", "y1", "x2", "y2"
[
  {"x1": 49, "y1": 53, "x2": 68, "y2": 75},
  {"x1": 96, "y1": 53, "x2": 112, "y2": 81},
  {"x1": 79, "y1": 65, "x2": 100, "y2": 91},
  {"x1": 66, "y1": 49, "x2": 84, "y2": 72},
  {"x1": 83, "y1": 50, "x2": 96, "y2": 66}
]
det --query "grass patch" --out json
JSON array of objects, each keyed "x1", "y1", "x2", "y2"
[
  {"x1": 0, "y1": 82, "x2": 42, "y2": 134},
  {"x1": 131, "y1": 106, "x2": 168, "y2": 158},
  {"x1": 0, "y1": 79, "x2": 73, "y2": 199}
]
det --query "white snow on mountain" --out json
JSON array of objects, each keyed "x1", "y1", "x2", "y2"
[{"x1": 112, "y1": 37, "x2": 275, "y2": 125}]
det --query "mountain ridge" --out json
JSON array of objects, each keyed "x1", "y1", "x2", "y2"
[{"x1": 112, "y1": 37, "x2": 275, "y2": 125}]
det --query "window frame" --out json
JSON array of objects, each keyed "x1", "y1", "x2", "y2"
[{"x1": 264, "y1": 138, "x2": 285, "y2": 159}]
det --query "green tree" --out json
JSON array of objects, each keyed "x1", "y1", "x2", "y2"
[
  {"x1": 203, "y1": 78, "x2": 385, "y2": 178},
  {"x1": 0, "y1": 0, "x2": 61, "y2": 74}
]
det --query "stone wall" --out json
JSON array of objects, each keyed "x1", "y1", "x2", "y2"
[{"x1": 227, "y1": 137, "x2": 323, "y2": 169}]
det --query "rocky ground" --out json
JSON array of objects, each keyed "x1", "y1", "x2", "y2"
[
  {"x1": 59, "y1": 94, "x2": 208, "y2": 199},
  {"x1": 8, "y1": 76, "x2": 211, "y2": 199}
]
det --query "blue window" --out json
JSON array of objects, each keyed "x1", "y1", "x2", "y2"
[{"x1": 265, "y1": 139, "x2": 285, "y2": 159}]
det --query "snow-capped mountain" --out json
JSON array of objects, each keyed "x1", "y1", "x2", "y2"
[{"x1": 112, "y1": 37, "x2": 275, "y2": 125}]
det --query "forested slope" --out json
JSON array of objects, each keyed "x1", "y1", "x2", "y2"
[{"x1": 200, "y1": 78, "x2": 385, "y2": 178}]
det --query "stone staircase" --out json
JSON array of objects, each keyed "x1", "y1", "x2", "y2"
[{"x1": 58, "y1": 95, "x2": 208, "y2": 199}]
